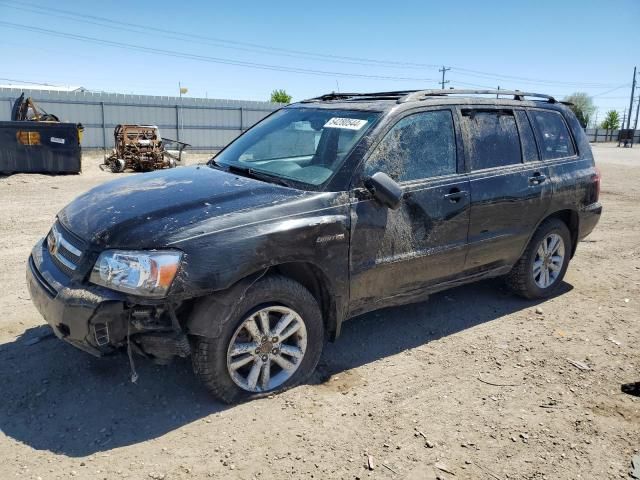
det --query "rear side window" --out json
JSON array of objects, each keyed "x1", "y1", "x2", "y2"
[
  {"x1": 365, "y1": 110, "x2": 456, "y2": 182},
  {"x1": 529, "y1": 110, "x2": 576, "y2": 160},
  {"x1": 515, "y1": 110, "x2": 539, "y2": 162},
  {"x1": 462, "y1": 109, "x2": 522, "y2": 170}
]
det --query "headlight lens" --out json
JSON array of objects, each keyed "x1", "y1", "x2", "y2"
[{"x1": 90, "y1": 250, "x2": 182, "y2": 297}]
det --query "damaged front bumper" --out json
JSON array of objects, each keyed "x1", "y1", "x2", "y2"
[{"x1": 26, "y1": 238, "x2": 188, "y2": 361}]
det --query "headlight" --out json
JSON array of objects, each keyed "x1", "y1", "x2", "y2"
[{"x1": 90, "y1": 250, "x2": 182, "y2": 297}]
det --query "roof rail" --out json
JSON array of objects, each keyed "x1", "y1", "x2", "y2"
[
  {"x1": 300, "y1": 90, "x2": 419, "y2": 103},
  {"x1": 398, "y1": 89, "x2": 557, "y2": 104}
]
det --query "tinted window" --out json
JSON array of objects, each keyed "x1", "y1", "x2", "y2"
[
  {"x1": 530, "y1": 110, "x2": 576, "y2": 160},
  {"x1": 366, "y1": 110, "x2": 456, "y2": 182},
  {"x1": 462, "y1": 109, "x2": 522, "y2": 170},
  {"x1": 515, "y1": 110, "x2": 539, "y2": 162}
]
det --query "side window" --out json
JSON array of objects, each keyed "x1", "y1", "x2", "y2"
[
  {"x1": 365, "y1": 110, "x2": 456, "y2": 182},
  {"x1": 529, "y1": 110, "x2": 576, "y2": 160},
  {"x1": 462, "y1": 109, "x2": 522, "y2": 170},
  {"x1": 515, "y1": 110, "x2": 539, "y2": 162}
]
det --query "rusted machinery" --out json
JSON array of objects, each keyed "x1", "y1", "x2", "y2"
[
  {"x1": 11, "y1": 93, "x2": 60, "y2": 122},
  {"x1": 104, "y1": 124, "x2": 189, "y2": 173}
]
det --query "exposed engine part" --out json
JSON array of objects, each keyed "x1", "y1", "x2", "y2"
[
  {"x1": 12, "y1": 92, "x2": 60, "y2": 122},
  {"x1": 104, "y1": 124, "x2": 189, "y2": 173},
  {"x1": 134, "y1": 332, "x2": 191, "y2": 365}
]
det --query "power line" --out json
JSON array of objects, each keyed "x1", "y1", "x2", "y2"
[
  {"x1": 0, "y1": 0, "x2": 628, "y2": 90},
  {"x1": 0, "y1": 21, "x2": 440, "y2": 83},
  {"x1": 449, "y1": 67, "x2": 620, "y2": 88},
  {"x1": 0, "y1": 0, "x2": 439, "y2": 70}
]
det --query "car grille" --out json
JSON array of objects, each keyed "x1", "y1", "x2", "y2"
[{"x1": 46, "y1": 223, "x2": 85, "y2": 276}]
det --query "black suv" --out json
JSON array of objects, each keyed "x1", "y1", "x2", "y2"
[{"x1": 27, "y1": 89, "x2": 602, "y2": 403}]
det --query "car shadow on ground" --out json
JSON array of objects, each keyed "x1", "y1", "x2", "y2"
[
  {"x1": 0, "y1": 278, "x2": 571, "y2": 457},
  {"x1": 317, "y1": 278, "x2": 572, "y2": 378}
]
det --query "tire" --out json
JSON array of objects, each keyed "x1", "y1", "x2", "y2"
[
  {"x1": 190, "y1": 275, "x2": 324, "y2": 404},
  {"x1": 110, "y1": 158, "x2": 125, "y2": 173},
  {"x1": 506, "y1": 218, "x2": 572, "y2": 299}
]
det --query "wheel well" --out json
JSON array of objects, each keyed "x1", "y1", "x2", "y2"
[
  {"x1": 272, "y1": 262, "x2": 337, "y2": 340},
  {"x1": 544, "y1": 209, "x2": 579, "y2": 256}
]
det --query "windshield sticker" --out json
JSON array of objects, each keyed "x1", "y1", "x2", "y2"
[{"x1": 323, "y1": 117, "x2": 368, "y2": 130}]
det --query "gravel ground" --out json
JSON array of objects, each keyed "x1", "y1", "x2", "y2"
[{"x1": 0, "y1": 145, "x2": 638, "y2": 480}]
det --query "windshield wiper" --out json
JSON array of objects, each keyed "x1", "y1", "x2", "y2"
[
  {"x1": 225, "y1": 164, "x2": 292, "y2": 187},
  {"x1": 208, "y1": 158, "x2": 225, "y2": 170}
]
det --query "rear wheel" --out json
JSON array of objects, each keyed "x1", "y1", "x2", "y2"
[
  {"x1": 506, "y1": 218, "x2": 571, "y2": 299},
  {"x1": 191, "y1": 275, "x2": 324, "y2": 403}
]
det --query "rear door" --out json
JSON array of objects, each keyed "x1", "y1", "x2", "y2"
[
  {"x1": 461, "y1": 107, "x2": 552, "y2": 272},
  {"x1": 527, "y1": 108, "x2": 582, "y2": 212},
  {"x1": 348, "y1": 108, "x2": 471, "y2": 314}
]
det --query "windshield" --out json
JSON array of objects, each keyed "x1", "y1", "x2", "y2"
[{"x1": 214, "y1": 108, "x2": 380, "y2": 187}]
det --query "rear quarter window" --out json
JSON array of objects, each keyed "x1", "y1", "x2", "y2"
[{"x1": 529, "y1": 110, "x2": 576, "y2": 160}]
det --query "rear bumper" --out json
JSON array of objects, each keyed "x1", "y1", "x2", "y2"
[{"x1": 578, "y1": 202, "x2": 602, "y2": 240}]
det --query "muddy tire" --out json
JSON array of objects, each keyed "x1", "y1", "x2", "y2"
[
  {"x1": 190, "y1": 275, "x2": 324, "y2": 404},
  {"x1": 506, "y1": 218, "x2": 572, "y2": 299}
]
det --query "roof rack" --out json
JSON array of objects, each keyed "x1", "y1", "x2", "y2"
[
  {"x1": 397, "y1": 89, "x2": 557, "y2": 104},
  {"x1": 300, "y1": 90, "x2": 419, "y2": 103}
]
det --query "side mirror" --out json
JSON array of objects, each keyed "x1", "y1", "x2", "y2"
[{"x1": 364, "y1": 172, "x2": 403, "y2": 210}]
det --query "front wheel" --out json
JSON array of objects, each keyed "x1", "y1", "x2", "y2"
[
  {"x1": 506, "y1": 218, "x2": 572, "y2": 299},
  {"x1": 191, "y1": 275, "x2": 324, "y2": 403}
]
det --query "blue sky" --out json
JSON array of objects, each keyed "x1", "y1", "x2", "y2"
[{"x1": 1, "y1": 0, "x2": 638, "y2": 119}]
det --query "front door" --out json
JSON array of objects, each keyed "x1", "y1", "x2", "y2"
[{"x1": 348, "y1": 108, "x2": 471, "y2": 315}]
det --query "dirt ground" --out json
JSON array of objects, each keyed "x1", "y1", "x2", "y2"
[{"x1": 0, "y1": 145, "x2": 638, "y2": 480}]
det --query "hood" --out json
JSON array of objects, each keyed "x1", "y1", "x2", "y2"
[{"x1": 58, "y1": 166, "x2": 309, "y2": 248}]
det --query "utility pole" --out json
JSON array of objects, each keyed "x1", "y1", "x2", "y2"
[
  {"x1": 632, "y1": 94, "x2": 640, "y2": 147},
  {"x1": 626, "y1": 66, "x2": 636, "y2": 130},
  {"x1": 618, "y1": 108, "x2": 627, "y2": 146},
  {"x1": 178, "y1": 81, "x2": 188, "y2": 141},
  {"x1": 496, "y1": 85, "x2": 500, "y2": 99},
  {"x1": 439, "y1": 66, "x2": 450, "y2": 89}
]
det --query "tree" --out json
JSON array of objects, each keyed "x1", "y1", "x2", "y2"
[
  {"x1": 270, "y1": 89, "x2": 292, "y2": 104},
  {"x1": 600, "y1": 110, "x2": 620, "y2": 130},
  {"x1": 563, "y1": 92, "x2": 596, "y2": 128}
]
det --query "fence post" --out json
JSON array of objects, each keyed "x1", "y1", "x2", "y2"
[
  {"x1": 100, "y1": 101, "x2": 106, "y2": 150},
  {"x1": 239, "y1": 106, "x2": 244, "y2": 133},
  {"x1": 594, "y1": 128, "x2": 598, "y2": 143},
  {"x1": 175, "y1": 104, "x2": 180, "y2": 142}
]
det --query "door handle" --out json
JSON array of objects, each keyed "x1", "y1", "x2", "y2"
[
  {"x1": 443, "y1": 188, "x2": 468, "y2": 203},
  {"x1": 529, "y1": 173, "x2": 547, "y2": 185}
]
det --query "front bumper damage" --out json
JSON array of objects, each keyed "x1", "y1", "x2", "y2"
[{"x1": 26, "y1": 238, "x2": 190, "y2": 362}]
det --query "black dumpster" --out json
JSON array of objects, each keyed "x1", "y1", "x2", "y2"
[{"x1": 0, "y1": 121, "x2": 81, "y2": 174}]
